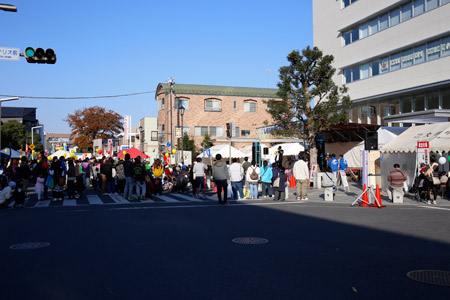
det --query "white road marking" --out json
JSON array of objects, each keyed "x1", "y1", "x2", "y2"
[
  {"x1": 170, "y1": 193, "x2": 203, "y2": 202},
  {"x1": 110, "y1": 194, "x2": 129, "y2": 204},
  {"x1": 156, "y1": 195, "x2": 181, "y2": 203},
  {"x1": 419, "y1": 205, "x2": 450, "y2": 211},
  {"x1": 63, "y1": 199, "x2": 77, "y2": 206},
  {"x1": 86, "y1": 195, "x2": 103, "y2": 205},
  {"x1": 35, "y1": 200, "x2": 51, "y2": 207}
]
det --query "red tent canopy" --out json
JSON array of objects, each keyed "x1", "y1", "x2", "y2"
[{"x1": 117, "y1": 147, "x2": 149, "y2": 159}]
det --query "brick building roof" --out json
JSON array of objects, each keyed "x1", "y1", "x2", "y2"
[{"x1": 156, "y1": 83, "x2": 279, "y2": 99}]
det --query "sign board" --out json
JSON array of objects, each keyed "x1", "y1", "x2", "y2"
[
  {"x1": 0, "y1": 47, "x2": 20, "y2": 61},
  {"x1": 339, "y1": 170, "x2": 350, "y2": 191},
  {"x1": 166, "y1": 142, "x2": 171, "y2": 147},
  {"x1": 310, "y1": 164, "x2": 318, "y2": 182},
  {"x1": 231, "y1": 122, "x2": 236, "y2": 137},
  {"x1": 417, "y1": 141, "x2": 429, "y2": 149},
  {"x1": 29, "y1": 144, "x2": 35, "y2": 150},
  {"x1": 124, "y1": 116, "x2": 130, "y2": 140},
  {"x1": 175, "y1": 126, "x2": 182, "y2": 138},
  {"x1": 417, "y1": 141, "x2": 430, "y2": 166}
]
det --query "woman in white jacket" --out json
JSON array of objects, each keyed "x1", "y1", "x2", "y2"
[{"x1": 246, "y1": 160, "x2": 260, "y2": 199}]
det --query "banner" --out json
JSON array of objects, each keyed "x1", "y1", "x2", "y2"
[{"x1": 124, "y1": 116, "x2": 130, "y2": 140}]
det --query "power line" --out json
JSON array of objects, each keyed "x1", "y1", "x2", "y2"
[{"x1": 0, "y1": 90, "x2": 156, "y2": 100}]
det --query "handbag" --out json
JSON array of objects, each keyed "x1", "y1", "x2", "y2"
[
  {"x1": 193, "y1": 173, "x2": 197, "y2": 180},
  {"x1": 46, "y1": 176, "x2": 54, "y2": 189},
  {"x1": 273, "y1": 176, "x2": 280, "y2": 188},
  {"x1": 432, "y1": 177, "x2": 440, "y2": 185}
]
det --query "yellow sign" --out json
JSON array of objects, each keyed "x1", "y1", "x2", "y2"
[{"x1": 29, "y1": 144, "x2": 35, "y2": 150}]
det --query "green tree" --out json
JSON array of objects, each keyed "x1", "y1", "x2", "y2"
[
  {"x1": 267, "y1": 46, "x2": 351, "y2": 165},
  {"x1": 179, "y1": 133, "x2": 196, "y2": 160},
  {"x1": 200, "y1": 133, "x2": 213, "y2": 149},
  {"x1": 1, "y1": 120, "x2": 26, "y2": 150}
]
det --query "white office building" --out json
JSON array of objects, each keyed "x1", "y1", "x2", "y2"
[{"x1": 313, "y1": 0, "x2": 450, "y2": 126}]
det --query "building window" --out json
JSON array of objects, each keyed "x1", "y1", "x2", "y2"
[
  {"x1": 344, "y1": 69, "x2": 352, "y2": 83},
  {"x1": 443, "y1": 89, "x2": 450, "y2": 109},
  {"x1": 234, "y1": 101, "x2": 237, "y2": 111},
  {"x1": 379, "y1": 13, "x2": 389, "y2": 31},
  {"x1": 343, "y1": 0, "x2": 358, "y2": 8},
  {"x1": 414, "y1": 0, "x2": 425, "y2": 16},
  {"x1": 426, "y1": 0, "x2": 439, "y2": 11},
  {"x1": 241, "y1": 130, "x2": 251, "y2": 137},
  {"x1": 159, "y1": 98, "x2": 165, "y2": 110},
  {"x1": 351, "y1": 27, "x2": 359, "y2": 43},
  {"x1": 380, "y1": 57, "x2": 389, "y2": 74},
  {"x1": 442, "y1": 36, "x2": 450, "y2": 57},
  {"x1": 427, "y1": 40, "x2": 441, "y2": 61},
  {"x1": 413, "y1": 95, "x2": 425, "y2": 111},
  {"x1": 161, "y1": 124, "x2": 165, "y2": 132},
  {"x1": 401, "y1": 49, "x2": 414, "y2": 68},
  {"x1": 181, "y1": 126, "x2": 189, "y2": 136},
  {"x1": 401, "y1": 97, "x2": 412, "y2": 113},
  {"x1": 205, "y1": 99, "x2": 221, "y2": 112},
  {"x1": 194, "y1": 126, "x2": 208, "y2": 136},
  {"x1": 360, "y1": 63, "x2": 369, "y2": 79},
  {"x1": 209, "y1": 126, "x2": 223, "y2": 137},
  {"x1": 359, "y1": 23, "x2": 368, "y2": 39},
  {"x1": 390, "y1": 53, "x2": 401, "y2": 72},
  {"x1": 427, "y1": 93, "x2": 440, "y2": 109},
  {"x1": 151, "y1": 131, "x2": 158, "y2": 141},
  {"x1": 351, "y1": 66, "x2": 360, "y2": 81},
  {"x1": 371, "y1": 60, "x2": 380, "y2": 76},
  {"x1": 244, "y1": 101, "x2": 257, "y2": 112},
  {"x1": 369, "y1": 18, "x2": 378, "y2": 35},
  {"x1": 344, "y1": 31, "x2": 351, "y2": 45},
  {"x1": 401, "y1": 3, "x2": 413, "y2": 22},
  {"x1": 175, "y1": 98, "x2": 189, "y2": 110},
  {"x1": 414, "y1": 45, "x2": 426, "y2": 64},
  {"x1": 390, "y1": 8, "x2": 400, "y2": 26}
]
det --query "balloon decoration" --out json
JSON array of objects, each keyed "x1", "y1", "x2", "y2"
[
  {"x1": 70, "y1": 153, "x2": 74, "y2": 157},
  {"x1": 165, "y1": 153, "x2": 170, "y2": 158},
  {"x1": 96, "y1": 149, "x2": 99, "y2": 153},
  {"x1": 123, "y1": 151, "x2": 127, "y2": 155},
  {"x1": 274, "y1": 151, "x2": 277, "y2": 155},
  {"x1": 172, "y1": 149, "x2": 177, "y2": 154},
  {"x1": 59, "y1": 146, "x2": 63, "y2": 150},
  {"x1": 439, "y1": 157, "x2": 447, "y2": 165},
  {"x1": 63, "y1": 153, "x2": 67, "y2": 158},
  {"x1": 98, "y1": 150, "x2": 103, "y2": 154},
  {"x1": 107, "y1": 151, "x2": 111, "y2": 155},
  {"x1": 5, "y1": 149, "x2": 7, "y2": 153},
  {"x1": 32, "y1": 150, "x2": 35, "y2": 153}
]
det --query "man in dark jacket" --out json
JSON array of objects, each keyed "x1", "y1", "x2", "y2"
[{"x1": 123, "y1": 154, "x2": 135, "y2": 200}]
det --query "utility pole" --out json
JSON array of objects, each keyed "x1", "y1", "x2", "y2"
[{"x1": 264, "y1": 69, "x2": 272, "y2": 88}]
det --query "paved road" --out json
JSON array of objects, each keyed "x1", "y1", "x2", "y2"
[{"x1": 2, "y1": 195, "x2": 450, "y2": 300}]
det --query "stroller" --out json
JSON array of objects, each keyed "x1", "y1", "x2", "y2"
[{"x1": 172, "y1": 173, "x2": 189, "y2": 193}]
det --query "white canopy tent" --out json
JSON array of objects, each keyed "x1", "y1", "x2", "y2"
[
  {"x1": 49, "y1": 149, "x2": 71, "y2": 158},
  {"x1": 325, "y1": 141, "x2": 364, "y2": 169},
  {"x1": 377, "y1": 127, "x2": 408, "y2": 150},
  {"x1": 0, "y1": 148, "x2": 21, "y2": 158},
  {"x1": 197, "y1": 144, "x2": 247, "y2": 159},
  {"x1": 380, "y1": 123, "x2": 450, "y2": 191},
  {"x1": 268, "y1": 143, "x2": 305, "y2": 164}
]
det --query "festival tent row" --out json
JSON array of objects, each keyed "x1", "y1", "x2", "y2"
[
  {"x1": 0, "y1": 148, "x2": 21, "y2": 158},
  {"x1": 380, "y1": 122, "x2": 450, "y2": 190}
]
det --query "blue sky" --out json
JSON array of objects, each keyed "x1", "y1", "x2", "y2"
[{"x1": 0, "y1": 0, "x2": 312, "y2": 133}]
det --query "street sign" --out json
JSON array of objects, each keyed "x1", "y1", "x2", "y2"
[
  {"x1": 166, "y1": 142, "x2": 171, "y2": 147},
  {"x1": 231, "y1": 122, "x2": 236, "y2": 137},
  {"x1": 0, "y1": 47, "x2": 20, "y2": 61},
  {"x1": 29, "y1": 144, "x2": 35, "y2": 150}
]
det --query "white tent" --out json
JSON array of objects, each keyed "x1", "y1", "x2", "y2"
[
  {"x1": 377, "y1": 127, "x2": 408, "y2": 150},
  {"x1": 49, "y1": 149, "x2": 71, "y2": 158},
  {"x1": 268, "y1": 143, "x2": 305, "y2": 163},
  {"x1": 325, "y1": 141, "x2": 364, "y2": 169},
  {"x1": 197, "y1": 145, "x2": 246, "y2": 159}
]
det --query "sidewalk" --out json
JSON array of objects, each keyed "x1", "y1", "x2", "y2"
[{"x1": 286, "y1": 181, "x2": 450, "y2": 207}]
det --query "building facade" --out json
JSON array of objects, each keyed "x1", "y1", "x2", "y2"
[
  {"x1": 155, "y1": 83, "x2": 279, "y2": 152},
  {"x1": 313, "y1": 0, "x2": 450, "y2": 126}
]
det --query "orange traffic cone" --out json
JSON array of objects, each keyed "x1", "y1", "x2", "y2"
[
  {"x1": 289, "y1": 174, "x2": 296, "y2": 187},
  {"x1": 360, "y1": 184, "x2": 369, "y2": 207},
  {"x1": 372, "y1": 184, "x2": 385, "y2": 208}
]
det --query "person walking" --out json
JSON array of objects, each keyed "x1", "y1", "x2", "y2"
[
  {"x1": 123, "y1": 154, "x2": 135, "y2": 200},
  {"x1": 242, "y1": 157, "x2": 252, "y2": 198},
  {"x1": 212, "y1": 154, "x2": 230, "y2": 205},
  {"x1": 328, "y1": 154, "x2": 339, "y2": 179},
  {"x1": 152, "y1": 159, "x2": 164, "y2": 196},
  {"x1": 116, "y1": 160, "x2": 126, "y2": 195},
  {"x1": 133, "y1": 157, "x2": 147, "y2": 200},
  {"x1": 34, "y1": 171, "x2": 46, "y2": 201},
  {"x1": 259, "y1": 160, "x2": 273, "y2": 198},
  {"x1": 66, "y1": 159, "x2": 77, "y2": 199},
  {"x1": 229, "y1": 158, "x2": 244, "y2": 200},
  {"x1": 292, "y1": 152, "x2": 309, "y2": 200},
  {"x1": 387, "y1": 163, "x2": 408, "y2": 202},
  {"x1": 337, "y1": 154, "x2": 348, "y2": 187},
  {"x1": 18, "y1": 156, "x2": 31, "y2": 197},
  {"x1": 246, "y1": 160, "x2": 260, "y2": 199},
  {"x1": 275, "y1": 146, "x2": 284, "y2": 167},
  {"x1": 193, "y1": 157, "x2": 207, "y2": 199},
  {"x1": 273, "y1": 166, "x2": 288, "y2": 201}
]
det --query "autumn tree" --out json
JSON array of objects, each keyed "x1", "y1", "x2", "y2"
[
  {"x1": 267, "y1": 46, "x2": 351, "y2": 165},
  {"x1": 65, "y1": 106, "x2": 123, "y2": 151}
]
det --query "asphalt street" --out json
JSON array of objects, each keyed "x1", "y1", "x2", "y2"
[{"x1": 1, "y1": 198, "x2": 450, "y2": 300}]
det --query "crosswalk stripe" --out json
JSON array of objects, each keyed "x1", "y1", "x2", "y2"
[
  {"x1": 8, "y1": 200, "x2": 15, "y2": 208},
  {"x1": 86, "y1": 195, "x2": 103, "y2": 205},
  {"x1": 171, "y1": 193, "x2": 203, "y2": 202},
  {"x1": 63, "y1": 199, "x2": 77, "y2": 206},
  {"x1": 141, "y1": 198, "x2": 155, "y2": 203},
  {"x1": 110, "y1": 194, "x2": 129, "y2": 204},
  {"x1": 156, "y1": 195, "x2": 180, "y2": 203},
  {"x1": 35, "y1": 200, "x2": 51, "y2": 207}
]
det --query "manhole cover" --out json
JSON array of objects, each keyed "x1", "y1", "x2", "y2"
[
  {"x1": 407, "y1": 270, "x2": 450, "y2": 286},
  {"x1": 232, "y1": 237, "x2": 268, "y2": 244},
  {"x1": 9, "y1": 242, "x2": 50, "y2": 250}
]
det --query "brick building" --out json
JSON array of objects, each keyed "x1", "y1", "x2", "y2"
[{"x1": 155, "y1": 83, "x2": 280, "y2": 152}]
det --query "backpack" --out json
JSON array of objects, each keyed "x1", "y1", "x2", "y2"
[
  {"x1": 250, "y1": 167, "x2": 258, "y2": 180},
  {"x1": 134, "y1": 165, "x2": 145, "y2": 180}
]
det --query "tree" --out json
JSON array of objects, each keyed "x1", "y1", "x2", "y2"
[
  {"x1": 267, "y1": 46, "x2": 351, "y2": 166},
  {"x1": 65, "y1": 106, "x2": 123, "y2": 151},
  {"x1": 200, "y1": 133, "x2": 213, "y2": 149},
  {"x1": 1, "y1": 120, "x2": 26, "y2": 149},
  {"x1": 179, "y1": 133, "x2": 196, "y2": 160}
]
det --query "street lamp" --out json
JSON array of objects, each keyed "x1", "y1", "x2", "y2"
[
  {"x1": 179, "y1": 105, "x2": 185, "y2": 164},
  {"x1": 138, "y1": 125, "x2": 144, "y2": 153},
  {"x1": 0, "y1": 97, "x2": 19, "y2": 149},
  {"x1": 0, "y1": 4, "x2": 17, "y2": 12},
  {"x1": 31, "y1": 125, "x2": 42, "y2": 158}
]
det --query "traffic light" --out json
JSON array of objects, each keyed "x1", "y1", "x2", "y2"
[
  {"x1": 226, "y1": 123, "x2": 231, "y2": 138},
  {"x1": 24, "y1": 47, "x2": 57, "y2": 64}
]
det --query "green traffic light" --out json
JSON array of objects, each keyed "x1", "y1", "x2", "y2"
[{"x1": 24, "y1": 47, "x2": 35, "y2": 58}]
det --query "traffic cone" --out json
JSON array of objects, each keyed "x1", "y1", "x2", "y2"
[
  {"x1": 289, "y1": 174, "x2": 296, "y2": 187},
  {"x1": 360, "y1": 184, "x2": 369, "y2": 207},
  {"x1": 372, "y1": 184, "x2": 385, "y2": 208}
]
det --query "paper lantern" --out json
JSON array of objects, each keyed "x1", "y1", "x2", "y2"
[
  {"x1": 439, "y1": 157, "x2": 446, "y2": 165},
  {"x1": 172, "y1": 149, "x2": 177, "y2": 154}
]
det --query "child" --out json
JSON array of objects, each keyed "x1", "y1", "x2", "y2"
[
  {"x1": 13, "y1": 182, "x2": 26, "y2": 208},
  {"x1": 35, "y1": 172, "x2": 45, "y2": 201}
]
